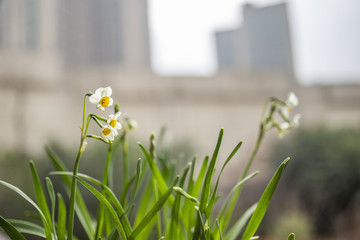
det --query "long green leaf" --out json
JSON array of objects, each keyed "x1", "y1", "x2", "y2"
[
  {"x1": 129, "y1": 176, "x2": 179, "y2": 240},
  {"x1": 46, "y1": 147, "x2": 94, "y2": 239},
  {"x1": 0, "y1": 216, "x2": 27, "y2": 240},
  {"x1": 169, "y1": 163, "x2": 191, "y2": 239},
  {"x1": 224, "y1": 203, "x2": 257, "y2": 240},
  {"x1": 218, "y1": 171, "x2": 259, "y2": 223},
  {"x1": 51, "y1": 171, "x2": 133, "y2": 237},
  {"x1": 45, "y1": 177, "x2": 57, "y2": 237},
  {"x1": 207, "y1": 141, "x2": 243, "y2": 217},
  {"x1": 241, "y1": 157, "x2": 290, "y2": 240},
  {"x1": 0, "y1": 180, "x2": 51, "y2": 239},
  {"x1": 29, "y1": 160, "x2": 53, "y2": 239},
  {"x1": 139, "y1": 143, "x2": 175, "y2": 205},
  {"x1": 7, "y1": 219, "x2": 46, "y2": 238},
  {"x1": 193, "y1": 128, "x2": 223, "y2": 240},
  {"x1": 57, "y1": 194, "x2": 67, "y2": 240},
  {"x1": 74, "y1": 176, "x2": 127, "y2": 239}
]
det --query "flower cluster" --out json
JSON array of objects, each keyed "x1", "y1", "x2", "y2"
[
  {"x1": 87, "y1": 87, "x2": 136, "y2": 143},
  {"x1": 276, "y1": 92, "x2": 301, "y2": 138}
]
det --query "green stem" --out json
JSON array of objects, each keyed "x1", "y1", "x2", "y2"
[
  {"x1": 67, "y1": 138, "x2": 84, "y2": 240},
  {"x1": 95, "y1": 143, "x2": 113, "y2": 239}
]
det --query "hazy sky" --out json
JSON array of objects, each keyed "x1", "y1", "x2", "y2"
[{"x1": 148, "y1": 0, "x2": 360, "y2": 84}]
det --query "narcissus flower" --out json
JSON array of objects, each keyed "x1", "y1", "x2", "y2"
[
  {"x1": 107, "y1": 112, "x2": 122, "y2": 131},
  {"x1": 101, "y1": 125, "x2": 118, "y2": 143},
  {"x1": 89, "y1": 87, "x2": 113, "y2": 111},
  {"x1": 281, "y1": 92, "x2": 299, "y2": 117}
]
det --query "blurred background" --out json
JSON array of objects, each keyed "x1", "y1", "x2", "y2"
[{"x1": 0, "y1": 0, "x2": 359, "y2": 239}]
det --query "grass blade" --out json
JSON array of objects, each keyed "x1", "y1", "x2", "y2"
[
  {"x1": 0, "y1": 216, "x2": 27, "y2": 240},
  {"x1": 45, "y1": 177, "x2": 57, "y2": 236},
  {"x1": 207, "y1": 141, "x2": 243, "y2": 217},
  {"x1": 46, "y1": 147, "x2": 94, "y2": 239},
  {"x1": 57, "y1": 193, "x2": 67, "y2": 240},
  {"x1": 224, "y1": 203, "x2": 257, "y2": 240},
  {"x1": 29, "y1": 160, "x2": 53, "y2": 238},
  {"x1": 51, "y1": 171, "x2": 133, "y2": 238},
  {"x1": 139, "y1": 143, "x2": 175, "y2": 205},
  {"x1": 6, "y1": 219, "x2": 46, "y2": 238},
  {"x1": 0, "y1": 180, "x2": 52, "y2": 239},
  {"x1": 74, "y1": 176, "x2": 127, "y2": 239},
  {"x1": 241, "y1": 157, "x2": 290, "y2": 240},
  {"x1": 129, "y1": 176, "x2": 179, "y2": 240}
]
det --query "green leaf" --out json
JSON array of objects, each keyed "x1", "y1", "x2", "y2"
[
  {"x1": 139, "y1": 143, "x2": 175, "y2": 206},
  {"x1": 169, "y1": 163, "x2": 191, "y2": 239},
  {"x1": 219, "y1": 171, "x2": 259, "y2": 223},
  {"x1": 46, "y1": 147, "x2": 94, "y2": 239},
  {"x1": 0, "y1": 180, "x2": 52, "y2": 239},
  {"x1": 57, "y1": 193, "x2": 67, "y2": 240},
  {"x1": 199, "y1": 128, "x2": 224, "y2": 212},
  {"x1": 193, "y1": 128, "x2": 223, "y2": 240},
  {"x1": 216, "y1": 219, "x2": 223, "y2": 240},
  {"x1": 0, "y1": 216, "x2": 27, "y2": 240},
  {"x1": 6, "y1": 219, "x2": 46, "y2": 238},
  {"x1": 207, "y1": 141, "x2": 242, "y2": 216},
  {"x1": 241, "y1": 157, "x2": 290, "y2": 240},
  {"x1": 52, "y1": 171, "x2": 133, "y2": 238},
  {"x1": 129, "y1": 176, "x2": 179, "y2": 240},
  {"x1": 287, "y1": 233, "x2": 295, "y2": 240},
  {"x1": 45, "y1": 177, "x2": 57, "y2": 236},
  {"x1": 29, "y1": 160, "x2": 53, "y2": 238},
  {"x1": 224, "y1": 203, "x2": 257, "y2": 240},
  {"x1": 74, "y1": 176, "x2": 128, "y2": 239}
]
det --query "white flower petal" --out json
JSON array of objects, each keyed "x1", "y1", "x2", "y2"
[
  {"x1": 104, "y1": 86, "x2": 112, "y2": 97},
  {"x1": 115, "y1": 122, "x2": 122, "y2": 130},
  {"x1": 94, "y1": 88, "x2": 104, "y2": 97},
  {"x1": 108, "y1": 97, "x2": 113, "y2": 107},
  {"x1": 89, "y1": 95, "x2": 100, "y2": 104}
]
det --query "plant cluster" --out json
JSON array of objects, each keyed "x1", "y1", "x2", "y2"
[{"x1": 0, "y1": 87, "x2": 300, "y2": 240}]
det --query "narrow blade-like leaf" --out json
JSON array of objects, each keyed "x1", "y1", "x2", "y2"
[
  {"x1": 241, "y1": 158, "x2": 290, "y2": 240},
  {"x1": 0, "y1": 216, "x2": 27, "y2": 240},
  {"x1": 129, "y1": 176, "x2": 179, "y2": 240}
]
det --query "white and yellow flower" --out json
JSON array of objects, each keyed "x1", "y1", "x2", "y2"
[
  {"x1": 281, "y1": 92, "x2": 299, "y2": 118},
  {"x1": 101, "y1": 125, "x2": 118, "y2": 143},
  {"x1": 89, "y1": 87, "x2": 113, "y2": 111},
  {"x1": 107, "y1": 112, "x2": 122, "y2": 131}
]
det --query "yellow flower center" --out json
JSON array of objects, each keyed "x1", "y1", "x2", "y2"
[
  {"x1": 100, "y1": 96, "x2": 110, "y2": 108},
  {"x1": 110, "y1": 120, "x2": 117, "y2": 128},
  {"x1": 103, "y1": 128, "x2": 111, "y2": 136}
]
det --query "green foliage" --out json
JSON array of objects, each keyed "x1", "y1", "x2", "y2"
[
  {"x1": 272, "y1": 126, "x2": 360, "y2": 236},
  {"x1": 0, "y1": 92, "x2": 296, "y2": 239}
]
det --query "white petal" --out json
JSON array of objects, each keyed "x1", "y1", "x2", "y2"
[
  {"x1": 114, "y1": 112, "x2": 121, "y2": 120},
  {"x1": 94, "y1": 88, "x2": 104, "y2": 97},
  {"x1": 104, "y1": 86, "x2": 112, "y2": 97},
  {"x1": 89, "y1": 95, "x2": 100, "y2": 104},
  {"x1": 115, "y1": 122, "x2": 122, "y2": 130},
  {"x1": 108, "y1": 97, "x2": 113, "y2": 107}
]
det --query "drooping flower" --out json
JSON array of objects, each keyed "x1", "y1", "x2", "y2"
[
  {"x1": 89, "y1": 87, "x2": 113, "y2": 111},
  {"x1": 277, "y1": 122, "x2": 290, "y2": 138},
  {"x1": 101, "y1": 125, "x2": 118, "y2": 143},
  {"x1": 107, "y1": 112, "x2": 122, "y2": 131},
  {"x1": 281, "y1": 92, "x2": 299, "y2": 118},
  {"x1": 290, "y1": 114, "x2": 301, "y2": 128}
]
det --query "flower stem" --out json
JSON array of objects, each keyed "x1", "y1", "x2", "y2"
[{"x1": 67, "y1": 138, "x2": 84, "y2": 240}]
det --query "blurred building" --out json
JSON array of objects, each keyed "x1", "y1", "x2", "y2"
[
  {"x1": 0, "y1": 0, "x2": 359, "y2": 169},
  {"x1": 216, "y1": 3, "x2": 294, "y2": 79}
]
